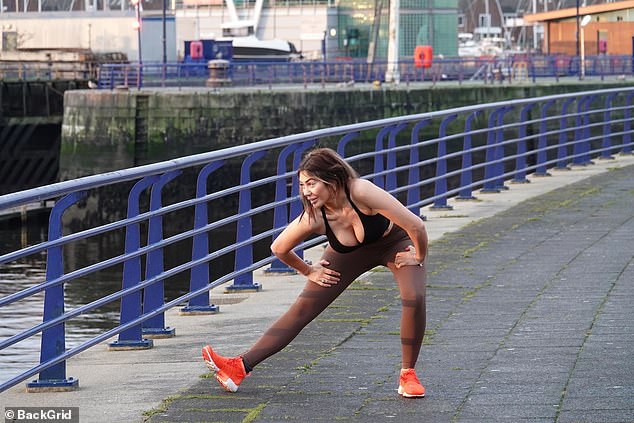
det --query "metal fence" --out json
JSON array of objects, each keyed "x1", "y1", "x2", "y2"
[
  {"x1": 0, "y1": 60, "x2": 100, "y2": 81},
  {"x1": 96, "y1": 55, "x2": 634, "y2": 89},
  {"x1": 2, "y1": 55, "x2": 632, "y2": 87},
  {"x1": 1, "y1": 87, "x2": 633, "y2": 393}
]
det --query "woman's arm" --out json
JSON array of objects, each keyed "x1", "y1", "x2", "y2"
[
  {"x1": 270, "y1": 214, "x2": 341, "y2": 286},
  {"x1": 350, "y1": 178, "x2": 428, "y2": 267}
]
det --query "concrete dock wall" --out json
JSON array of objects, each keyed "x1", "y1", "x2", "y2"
[{"x1": 60, "y1": 81, "x2": 630, "y2": 179}]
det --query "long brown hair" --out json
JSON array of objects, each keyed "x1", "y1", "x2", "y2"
[{"x1": 297, "y1": 148, "x2": 359, "y2": 221}]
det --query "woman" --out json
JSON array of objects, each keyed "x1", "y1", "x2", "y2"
[{"x1": 203, "y1": 147, "x2": 428, "y2": 398}]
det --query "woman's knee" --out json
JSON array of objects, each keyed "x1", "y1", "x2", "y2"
[{"x1": 400, "y1": 293, "x2": 425, "y2": 309}]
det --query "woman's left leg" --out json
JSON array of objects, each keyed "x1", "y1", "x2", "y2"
[
  {"x1": 386, "y1": 261, "x2": 427, "y2": 369},
  {"x1": 374, "y1": 226, "x2": 427, "y2": 397}
]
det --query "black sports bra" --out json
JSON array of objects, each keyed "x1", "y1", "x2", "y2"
[{"x1": 321, "y1": 187, "x2": 391, "y2": 253}]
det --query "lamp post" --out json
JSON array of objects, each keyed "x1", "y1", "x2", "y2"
[
  {"x1": 575, "y1": 0, "x2": 580, "y2": 59},
  {"x1": 162, "y1": 0, "x2": 167, "y2": 85},
  {"x1": 580, "y1": 14, "x2": 591, "y2": 80},
  {"x1": 132, "y1": 0, "x2": 142, "y2": 89},
  {"x1": 385, "y1": 0, "x2": 400, "y2": 84}
]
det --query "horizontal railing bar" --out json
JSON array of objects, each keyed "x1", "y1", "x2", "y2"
[
  {"x1": 378, "y1": 136, "x2": 628, "y2": 200},
  {"x1": 0, "y1": 167, "x2": 300, "y2": 264},
  {"x1": 0, "y1": 193, "x2": 301, "y2": 306},
  {"x1": 0, "y1": 221, "x2": 284, "y2": 351}
]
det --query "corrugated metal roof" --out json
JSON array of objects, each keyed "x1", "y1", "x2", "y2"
[{"x1": 524, "y1": 0, "x2": 634, "y2": 23}]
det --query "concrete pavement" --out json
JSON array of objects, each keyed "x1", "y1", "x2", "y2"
[{"x1": 2, "y1": 154, "x2": 633, "y2": 422}]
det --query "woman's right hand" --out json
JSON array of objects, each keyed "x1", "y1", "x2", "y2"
[{"x1": 307, "y1": 259, "x2": 341, "y2": 287}]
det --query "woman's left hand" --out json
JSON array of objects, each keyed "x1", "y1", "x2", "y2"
[
  {"x1": 307, "y1": 259, "x2": 341, "y2": 287},
  {"x1": 394, "y1": 245, "x2": 423, "y2": 269}
]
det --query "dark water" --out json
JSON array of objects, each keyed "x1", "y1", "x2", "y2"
[{"x1": 0, "y1": 214, "x2": 122, "y2": 382}]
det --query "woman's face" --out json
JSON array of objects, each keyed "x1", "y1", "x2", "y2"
[{"x1": 299, "y1": 171, "x2": 332, "y2": 208}]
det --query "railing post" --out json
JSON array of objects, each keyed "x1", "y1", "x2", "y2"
[
  {"x1": 108, "y1": 176, "x2": 159, "y2": 350},
  {"x1": 493, "y1": 107, "x2": 512, "y2": 190},
  {"x1": 181, "y1": 161, "x2": 224, "y2": 315},
  {"x1": 386, "y1": 123, "x2": 408, "y2": 192},
  {"x1": 622, "y1": 93, "x2": 634, "y2": 155},
  {"x1": 337, "y1": 132, "x2": 360, "y2": 157},
  {"x1": 225, "y1": 151, "x2": 268, "y2": 293},
  {"x1": 288, "y1": 140, "x2": 315, "y2": 262},
  {"x1": 534, "y1": 100, "x2": 555, "y2": 177},
  {"x1": 572, "y1": 96, "x2": 595, "y2": 166},
  {"x1": 26, "y1": 192, "x2": 85, "y2": 392},
  {"x1": 555, "y1": 98, "x2": 576, "y2": 170},
  {"x1": 225, "y1": 151, "x2": 267, "y2": 292},
  {"x1": 582, "y1": 95, "x2": 597, "y2": 164},
  {"x1": 600, "y1": 93, "x2": 618, "y2": 160},
  {"x1": 373, "y1": 125, "x2": 394, "y2": 189},
  {"x1": 431, "y1": 114, "x2": 458, "y2": 209},
  {"x1": 109, "y1": 65, "x2": 115, "y2": 90},
  {"x1": 572, "y1": 96, "x2": 589, "y2": 166},
  {"x1": 407, "y1": 119, "x2": 430, "y2": 215},
  {"x1": 142, "y1": 170, "x2": 181, "y2": 337},
  {"x1": 481, "y1": 108, "x2": 503, "y2": 193},
  {"x1": 512, "y1": 103, "x2": 535, "y2": 183},
  {"x1": 266, "y1": 144, "x2": 301, "y2": 274},
  {"x1": 457, "y1": 111, "x2": 480, "y2": 199},
  {"x1": 139, "y1": 62, "x2": 143, "y2": 90}
]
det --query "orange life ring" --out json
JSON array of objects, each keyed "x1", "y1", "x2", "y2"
[{"x1": 414, "y1": 45, "x2": 433, "y2": 69}]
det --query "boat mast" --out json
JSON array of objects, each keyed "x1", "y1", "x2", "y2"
[
  {"x1": 223, "y1": 0, "x2": 264, "y2": 36},
  {"x1": 493, "y1": 0, "x2": 505, "y2": 47},
  {"x1": 385, "y1": 0, "x2": 400, "y2": 83},
  {"x1": 367, "y1": 0, "x2": 382, "y2": 65},
  {"x1": 485, "y1": 0, "x2": 490, "y2": 37},
  {"x1": 252, "y1": 0, "x2": 264, "y2": 34}
]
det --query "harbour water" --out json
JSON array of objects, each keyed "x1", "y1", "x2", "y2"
[{"x1": 0, "y1": 215, "x2": 120, "y2": 382}]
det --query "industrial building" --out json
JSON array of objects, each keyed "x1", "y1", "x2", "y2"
[
  {"x1": 524, "y1": 0, "x2": 634, "y2": 56},
  {"x1": 0, "y1": 0, "x2": 460, "y2": 62}
]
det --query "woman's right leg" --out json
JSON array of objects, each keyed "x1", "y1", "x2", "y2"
[
  {"x1": 242, "y1": 247, "x2": 373, "y2": 367},
  {"x1": 203, "y1": 275, "x2": 357, "y2": 392}
]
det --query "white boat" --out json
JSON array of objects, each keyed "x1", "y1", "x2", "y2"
[
  {"x1": 458, "y1": 30, "x2": 505, "y2": 57},
  {"x1": 459, "y1": 39, "x2": 504, "y2": 57},
  {"x1": 217, "y1": 1, "x2": 301, "y2": 62},
  {"x1": 223, "y1": 35, "x2": 301, "y2": 62}
]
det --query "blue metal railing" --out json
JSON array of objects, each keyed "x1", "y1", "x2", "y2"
[
  {"x1": 1, "y1": 87, "x2": 633, "y2": 393},
  {"x1": 1, "y1": 55, "x2": 631, "y2": 85},
  {"x1": 96, "y1": 55, "x2": 634, "y2": 89},
  {"x1": 0, "y1": 60, "x2": 97, "y2": 81}
]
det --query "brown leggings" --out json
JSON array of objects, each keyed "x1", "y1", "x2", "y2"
[{"x1": 242, "y1": 225, "x2": 426, "y2": 369}]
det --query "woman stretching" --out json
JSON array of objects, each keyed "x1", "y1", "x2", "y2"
[{"x1": 203, "y1": 147, "x2": 428, "y2": 398}]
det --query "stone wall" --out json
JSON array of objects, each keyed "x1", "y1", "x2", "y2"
[{"x1": 60, "y1": 81, "x2": 631, "y2": 178}]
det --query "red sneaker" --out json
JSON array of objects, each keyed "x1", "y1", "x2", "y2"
[
  {"x1": 398, "y1": 368, "x2": 425, "y2": 398},
  {"x1": 202, "y1": 345, "x2": 249, "y2": 392}
]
